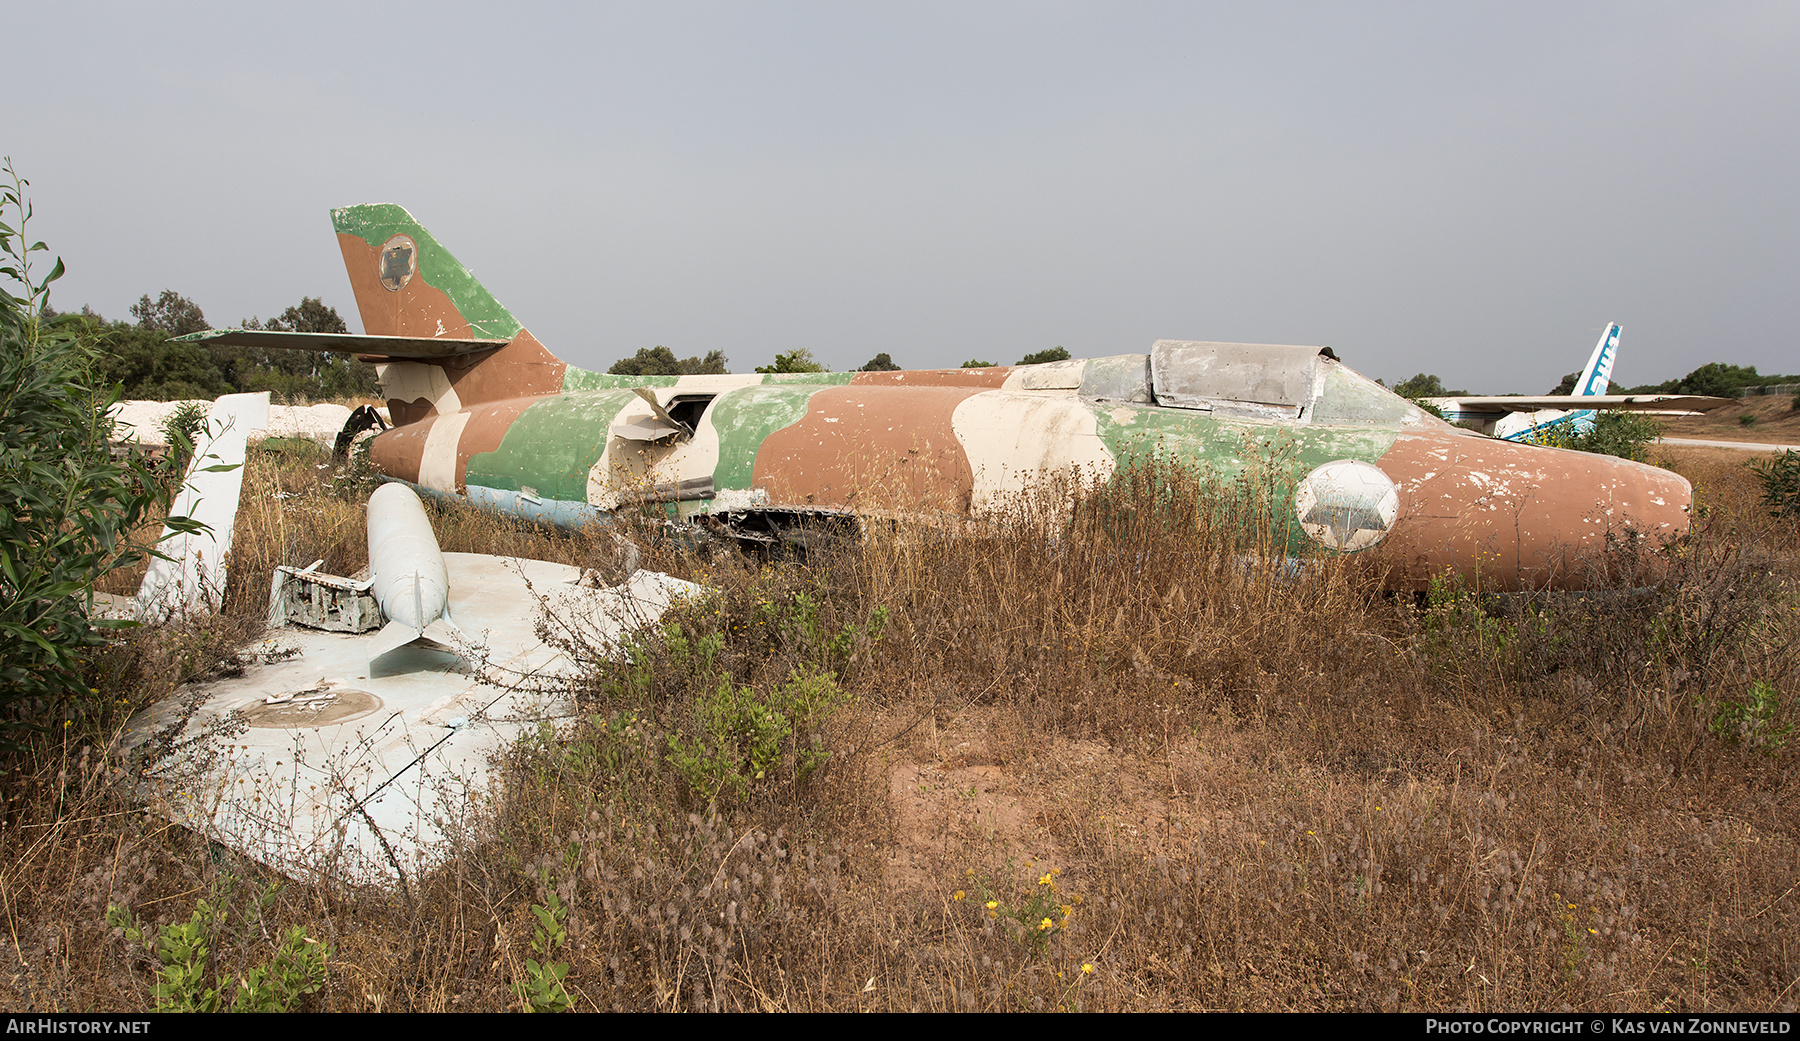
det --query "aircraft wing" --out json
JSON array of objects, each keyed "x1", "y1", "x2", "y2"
[
  {"x1": 1423, "y1": 394, "x2": 1733, "y2": 416},
  {"x1": 174, "y1": 328, "x2": 512, "y2": 359}
]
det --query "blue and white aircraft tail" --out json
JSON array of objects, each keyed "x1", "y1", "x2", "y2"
[
  {"x1": 1492, "y1": 322, "x2": 1620, "y2": 441},
  {"x1": 1422, "y1": 323, "x2": 1726, "y2": 443}
]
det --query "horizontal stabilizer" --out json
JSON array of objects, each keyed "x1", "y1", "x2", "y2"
[
  {"x1": 174, "y1": 328, "x2": 512, "y2": 359},
  {"x1": 367, "y1": 616, "x2": 465, "y2": 663}
]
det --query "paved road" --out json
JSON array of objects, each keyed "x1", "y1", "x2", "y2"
[{"x1": 1661, "y1": 437, "x2": 1800, "y2": 453}]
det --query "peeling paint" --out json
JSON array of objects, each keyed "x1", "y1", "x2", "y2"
[{"x1": 234, "y1": 202, "x2": 1699, "y2": 592}]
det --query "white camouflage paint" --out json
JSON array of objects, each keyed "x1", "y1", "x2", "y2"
[
  {"x1": 419, "y1": 410, "x2": 472, "y2": 493},
  {"x1": 587, "y1": 375, "x2": 766, "y2": 510},
  {"x1": 951, "y1": 390, "x2": 1116, "y2": 513},
  {"x1": 377, "y1": 360, "x2": 462, "y2": 416}
]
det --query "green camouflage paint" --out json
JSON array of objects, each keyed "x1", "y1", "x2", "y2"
[
  {"x1": 463, "y1": 389, "x2": 637, "y2": 501},
  {"x1": 331, "y1": 204, "x2": 523, "y2": 341}
]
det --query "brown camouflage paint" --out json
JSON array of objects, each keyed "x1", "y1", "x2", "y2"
[
  {"x1": 846, "y1": 367, "x2": 1012, "y2": 389},
  {"x1": 341, "y1": 229, "x2": 568, "y2": 418},
  {"x1": 454, "y1": 396, "x2": 543, "y2": 493},
  {"x1": 1374, "y1": 431, "x2": 1691, "y2": 591},
  {"x1": 388, "y1": 396, "x2": 437, "y2": 428},
  {"x1": 439, "y1": 329, "x2": 567, "y2": 405},
  {"x1": 336, "y1": 232, "x2": 475, "y2": 342},
  {"x1": 751, "y1": 385, "x2": 982, "y2": 512},
  {"x1": 368, "y1": 414, "x2": 430, "y2": 486}
]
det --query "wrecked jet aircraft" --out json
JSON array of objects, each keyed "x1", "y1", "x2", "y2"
[
  {"x1": 180, "y1": 205, "x2": 1693, "y2": 592},
  {"x1": 1424, "y1": 322, "x2": 1730, "y2": 442},
  {"x1": 129, "y1": 477, "x2": 704, "y2": 884}
]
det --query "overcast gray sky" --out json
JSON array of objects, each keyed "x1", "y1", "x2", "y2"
[{"x1": 11, "y1": 1, "x2": 1797, "y2": 390}]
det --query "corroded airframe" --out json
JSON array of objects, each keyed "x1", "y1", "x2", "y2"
[{"x1": 186, "y1": 205, "x2": 1692, "y2": 592}]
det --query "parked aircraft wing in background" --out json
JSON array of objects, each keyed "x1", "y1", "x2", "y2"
[
  {"x1": 176, "y1": 208, "x2": 1697, "y2": 592},
  {"x1": 1427, "y1": 323, "x2": 1729, "y2": 440}
]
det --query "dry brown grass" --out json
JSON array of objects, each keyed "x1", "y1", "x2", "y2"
[{"x1": 2, "y1": 443, "x2": 1796, "y2": 1011}]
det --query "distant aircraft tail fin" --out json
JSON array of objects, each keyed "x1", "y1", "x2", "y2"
[{"x1": 1574, "y1": 322, "x2": 1621, "y2": 397}]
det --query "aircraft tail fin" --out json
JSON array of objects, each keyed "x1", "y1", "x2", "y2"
[
  {"x1": 331, "y1": 203, "x2": 523, "y2": 342},
  {"x1": 329, "y1": 205, "x2": 573, "y2": 421},
  {"x1": 1574, "y1": 322, "x2": 1621, "y2": 397}
]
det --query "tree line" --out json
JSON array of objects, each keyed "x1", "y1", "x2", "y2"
[
  {"x1": 67, "y1": 287, "x2": 1088, "y2": 400},
  {"x1": 604, "y1": 345, "x2": 1073, "y2": 376},
  {"x1": 42, "y1": 290, "x2": 378, "y2": 402},
  {"x1": 1390, "y1": 363, "x2": 1800, "y2": 401}
]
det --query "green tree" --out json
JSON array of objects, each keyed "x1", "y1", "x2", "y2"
[
  {"x1": 264, "y1": 297, "x2": 347, "y2": 334},
  {"x1": 755, "y1": 349, "x2": 826, "y2": 374},
  {"x1": 1673, "y1": 362, "x2": 1759, "y2": 398},
  {"x1": 1389, "y1": 373, "x2": 1462, "y2": 421},
  {"x1": 1390, "y1": 373, "x2": 1465, "y2": 399},
  {"x1": 858, "y1": 352, "x2": 900, "y2": 372},
  {"x1": 960, "y1": 359, "x2": 995, "y2": 368},
  {"x1": 0, "y1": 161, "x2": 196, "y2": 737},
  {"x1": 1621, "y1": 362, "x2": 1800, "y2": 397},
  {"x1": 608, "y1": 346, "x2": 729, "y2": 376},
  {"x1": 98, "y1": 321, "x2": 229, "y2": 400},
  {"x1": 1017, "y1": 346, "x2": 1070, "y2": 366},
  {"x1": 49, "y1": 308, "x2": 228, "y2": 401},
  {"x1": 131, "y1": 289, "x2": 209, "y2": 336},
  {"x1": 236, "y1": 298, "x2": 375, "y2": 400}
]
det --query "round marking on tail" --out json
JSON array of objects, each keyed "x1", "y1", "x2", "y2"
[{"x1": 379, "y1": 234, "x2": 417, "y2": 292}]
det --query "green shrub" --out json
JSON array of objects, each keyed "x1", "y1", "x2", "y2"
[
  {"x1": 156, "y1": 400, "x2": 210, "y2": 481},
  {"x1": 1526, "y1": 410, "x2": 1662, "y2": 462},
  {"x1": 0, "y1": 161, "x2": 199, "y2": 739},
  {"x1": 108, "y1": 890, "x2": 330, "y2": 1012},
  {"x1": 666, "y1": 664, "x2": 850, "y2": 802},
  {"x1": 514, "y1": 890, "x2": 573, "y2": 1012},
  {"x1": 1752, "y1": 449, "x2": 1800, "y2": 521},
  {"x1": 1706, "y1": 680, "x2": 1794, "y2": 756},
  {"x1": 541, "y1": 566, "x2": 884, "y2": 809}
]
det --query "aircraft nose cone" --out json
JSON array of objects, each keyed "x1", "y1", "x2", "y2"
[{"x1": 1366, "y1": 432, "x2": 1691, "y2": 591}]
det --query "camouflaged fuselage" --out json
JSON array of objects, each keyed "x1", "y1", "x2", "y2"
[
  {"x1": 360, "y1": 351, "x2": 1689, "y2": 592},
  {"x1": 316, "y1": 203, "x2": 1697, "y2": 591}
]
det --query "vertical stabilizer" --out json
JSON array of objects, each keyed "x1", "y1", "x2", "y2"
[
  {"x1": 332, "y1": 204, "x2": 522, "y2": 341},
  {"x1": 1575, "y1": 323, "x2": 1621, "y2": 397},
  {"x1": 331, "y1": 204, "x2": 572, "y2": 422}
]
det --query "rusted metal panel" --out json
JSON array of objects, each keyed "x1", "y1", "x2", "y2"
[{"x1": 268, "y1": 564, "x2": 380, "y2": 633}]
